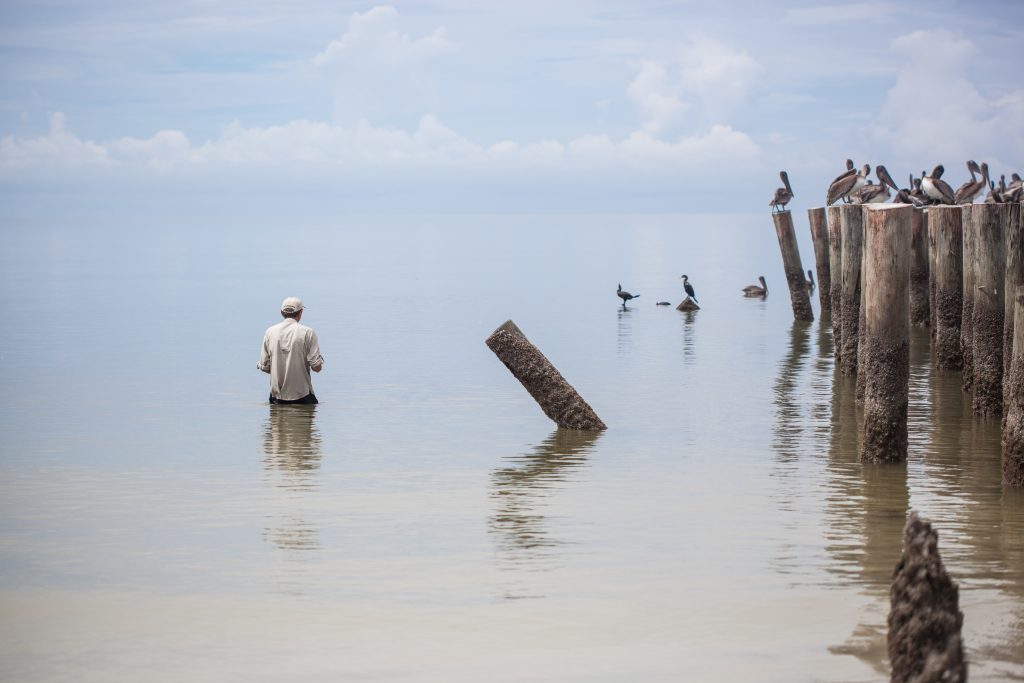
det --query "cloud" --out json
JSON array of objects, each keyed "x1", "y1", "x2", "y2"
[
  {"x1": 0, "y1": 112, "x2": 108, "y2": 168},
  {"x1": 872, "y1": 29, "x2": 1024, "y2": 170}
]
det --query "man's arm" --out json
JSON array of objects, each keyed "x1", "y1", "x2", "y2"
[
  {"x1": 257, "y1": 333, "x2": 272, "y2": 373},
  {"x1": 307, "y1": 330, "x2": 324, "y2": 373}
]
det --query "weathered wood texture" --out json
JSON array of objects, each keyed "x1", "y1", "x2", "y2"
[
  {"x1": 888, "y1": 512, "x2": 967, "y2": 683},
  {"x1": 962, "y1": 205, "x2": 977, "y2": 391},
  {"x1": 808, "y1": 207, "x2": 831, "y2": 316},
  {"x1": 486, "y1": 320, "x2": 607, "y2": 431},
  {"x1": 772, "y1": 211, "x2": 814, "y2": 322},
  {"x1": 910, "y1": 208, "x2": 930, "y2": 327},
  {"x1": 932, "y1": 206, "x2": 964, "y2": 371},
  {"x1": 840, "y1": 205, "x2": 864, "y2": 376},
  {"x1": 861, "y1": 205, "x2": 911, "y2": 464},
  {"x1": 1005, "y1": 287, "x2": 1024, "y2": 487},
  {"x1": 828, "y1": 206, "x2": 843, "y2": 361},
  {"x1": 970, "y1": 204, "x2": 1006, "y2": 416},
  {"x1": 1004, "y1": 203, "x2": 1023, "y2": 406}
]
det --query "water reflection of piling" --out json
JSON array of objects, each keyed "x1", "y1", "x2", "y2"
[
  {"x1": 489, "y1": 429, "x2": 601, "y2": 569},
  {"x1": 840, "y1": 205, "x2": 864, "y2": 376},
  {"x1": 772, "y1": 210, "x2": 814, "y2": 322},
  {"x1": 808, "y1": 207, "x2": 831, "y2": 316},
  {"x1": 932, "y1": 206, "x2": 964, "y2": 371},
  {"x1": 970, "y1": 203, "x2": 1006, "y2": 417},
  {"x1": 861, "y1": 205, "x2": 910, "y2": 464},
  {"x1": 828, "y1": 206, "x2": 844, "y2": 361},
  {"x1": 910, "y1": 208, "x2": 930, "y2": 327}
]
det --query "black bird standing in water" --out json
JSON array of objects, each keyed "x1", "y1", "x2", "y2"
[
  {"x1": 681, "y1": 274, "x2": 698, "y2": 303},
  {"x1": 617, "y1": 283, "x2": 639, "y2": 309}
]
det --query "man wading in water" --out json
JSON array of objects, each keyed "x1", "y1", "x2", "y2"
[{"x1": 258, "y1": 297, "x2": 324, "y2": 404}]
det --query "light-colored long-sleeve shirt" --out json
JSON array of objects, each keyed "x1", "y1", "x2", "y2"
[{"x1": 258, "y1": 318, "x2": 324, "y2": 400}]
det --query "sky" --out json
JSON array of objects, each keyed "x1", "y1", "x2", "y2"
[{"x1": 0, "y1": 0, "x2": 1022, "y2": 215}]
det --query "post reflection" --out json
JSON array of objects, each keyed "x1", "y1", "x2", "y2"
[
  {"x1": 262, "y1": 404, "x2": 322, "y2": 552},
  {"x1": 772, "y1": 321, "x2": 811, "y2": 460},
  {"x1": 489, "y1": 429, "x2": 601, "y2": 574}
]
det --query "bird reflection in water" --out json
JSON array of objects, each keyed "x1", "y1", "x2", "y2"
[
  {"x1": 489, "y1": 429, "x2": 601, "y2": 577},
  {"x1": 262, "y1": 404, "x2": 322, "y2": 552}
]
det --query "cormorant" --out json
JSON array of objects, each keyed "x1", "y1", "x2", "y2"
[
  {"x1": 742, "y1": 276, "x2": 767, "y2": 297},
  {"x1": 681, "y1": 275, "x2": 698, "y2": 303},
  {"x1": 617, "y1": 283, "x2": 639, "y2": 308},
  {"x1": 769, "y1": 171, "x2": 794, "y2": 213}
]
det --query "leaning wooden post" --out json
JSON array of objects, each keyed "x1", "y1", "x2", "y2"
[
  {"x1": 861, "y1": 205, "x2": 911, "y2": 463},
  {"x1": 808, "y1": 207, "x2": 831, "y2": 316},
  {"x1": 962, "y1": 205, "x2": 978, "y2": 392},
  {"x1": 772, "y1": 210, "x2": 814, "y2": 322},
  {"x1": 486, "y1": 320, "x2": 607, "y2": 430},
  {"x1": 932, "y1": 206, "x2": 964, "y2": 371},
  {"x1": 1004, "y1": 203, "x2": 1023, "y2": 405},
  {"x1": 840, "y1": 205, "x2": 864, "y2": 376},
  {"x1": 910, "y1": 208, "x2": 930, "y2": 326},
  {"x1": 828, "y1": 206, "x2": 843, "y2": 361},
  {"x1": 971, "y1": 203, "x2": 1006, "y2": 416},
  {"x1": 888, "y1": 512, "x2": 967, "y2": 682},
  {"x1": 1004, "y1": 287, "x2": 1024, "y2": 486}
]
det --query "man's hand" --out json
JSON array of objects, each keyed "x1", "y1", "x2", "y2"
[{"x1": 311, "y1": 364, "x2": 322, "y2": 373}]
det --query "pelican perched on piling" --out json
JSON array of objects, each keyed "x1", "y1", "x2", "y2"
[
  {"x1": 681, "y1": 275, "x2": 698, "y2": 303},
  {"x1": 857, "y1": 165, "x2": 899, "y2": 203},
  {"x1": 742, "y1": 276, "x2": 768, "y2": 297},
  {"x1": 954, "y1": 161, "x2": 988, "y2": 205},
  {"x1": 827, "y1": 162, "x2": 869, "y2": 205},
  {"x1": 769, "y1": 171, "x2": 794, "y2": 213},
  {"x1": 617, "y1": 283, "x2": 639, "y2": 309},
  {"x1": 1006, "y1": 173, "x2": 1023, "y2": 202},
  {"x1": 922, "y1": 164, "x2": 956, "y2": 205}
]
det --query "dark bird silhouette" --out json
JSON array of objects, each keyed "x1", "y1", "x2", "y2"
[
  {"x1": 681, "y1": 274, "x2": 698, "y2": 303},
  {"x1": 769, "y1": 170, "x2": 794, "y2": 212},
  {"x1": 617, "y1": 283, "x2": 639, "y2": 309},
  {"x1": 806, "y1": 269, "x2": 816, "y2": 292},
  {"x1": 656, "y1": 301, "x2": 671, "y2": 306}
]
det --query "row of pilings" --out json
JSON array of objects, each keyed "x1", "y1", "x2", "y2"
[{"x1": 775, "y1": 202, "x2": 1024, "y2": 485}]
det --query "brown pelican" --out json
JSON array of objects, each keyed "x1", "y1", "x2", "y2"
[
  {"x1": 984, "y1": 180, "x2": 999, "y2": 204},
  {"x1": 1006, "y1": 173, "x2": 1023, "y2": 202},
  {"x1": 921, "y1": 164, "x2": 955, "y2": 205},
  {"x1": 681, "y1": 275, "x2": 698, "y2": 303},
  {"x1": 742, "y1": 276, "x2": 767, "y2": 297},
  {"x1": 954, "y1": 160, "x2": 988, "y2": 204},
  {"x1": 806, "y1": 269, "x2": 816, "y2": 292},
  {"x1": 827, "y1": 162, "x2": 869, "y2": 205},
  {"x1": 769, "y1": 171, "x2": 794, "y2": 212},
  {"x1": 617, "y1": 283, "x2": 639, "y2": 308},
  {"x1": 858, "y1": 165, "x2": 899, "y2": 203}
]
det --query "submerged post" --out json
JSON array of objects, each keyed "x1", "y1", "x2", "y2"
[
  {"x1": 772, "y1": 211, "x2": 814, "y2": 322},
  {"x1": 486, "y1": 320, "x2": 607, "y2": 431},
  {"x1": 840, "y1": 205, "x2": 864, "y2": 376},
  {"x1": 888, "y1": 512, "x2": 967, "y2": 683},
  {"x1": 1005, "y1": 287, "x2": 1024, "y2": 487},
  {"x1": 808, "y1": 207, "x2": 831, "y2": 316},
  {"x1": 962, "y1": 205, "x2": 978, "y2": 391},
  {"x1": 1004, "y1": 203, "x2": 1023, "y2": 403},
  {"x1": 828, "y1": 206, "x2": 843, "y2": 361},
  {"x1": 910, "y1": 208, "x2": 930, "y2": 327},
  {"x1": 971, "y1": 203, "x2": 1006, "y2": 416},
  {"x1": 932, "y1": 206, "x2": 964, "y2": 371},
  {"x1": 861, "y1": 205, "x2": 910, "y2": 463}
]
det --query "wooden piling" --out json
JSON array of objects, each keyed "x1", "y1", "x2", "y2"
[
  {"x1": 962, "y1": 205, "x2": 977, "y2": 391},
  {"x1": 970, "y1": 203, "x2": 1006, "y2": 416},
  {"x1": 1004, "y1": 203, "x2": 1023, "y2": 406},
  {"x1": 808, "y1": 207, "x2": 831, "y2": 316},
  {"x1": 857, "y1": 206, "x2": 868, "y2": 403},
  {"x1": 828, "y1": 206, "x2": 843, "y2": 361},
  {"x1": 485, "y1": 320, "x2": 607, "y2": 431},
  {"x1": 1005, "y1": 286, "x2": 1024, "y2": 486},
  {"x1": 910, "y1": 208, "x2": 930, "y2": 327},
  {"x1": 839, "y1": 205, "x2": 864, "y2": 376},
  {"x1": 932, "y1": 206, "x2": 964, "y2": 371},
  {"x1": 928, "y1": 210, "x2": 938, "y2": 336},
  {"x1": 772, "y1": 210, "x2": 814, "y2": 322},
  {"x1": 888, "y1": 512, "x2": 966, "y2": 682},
  {"x1": 861, "y1": 205, "x2": 910, "y2": 464}
]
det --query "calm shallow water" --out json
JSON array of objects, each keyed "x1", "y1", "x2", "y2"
[{"x1": 0, "y1": 214, "x2": 1022, "y2": 682}]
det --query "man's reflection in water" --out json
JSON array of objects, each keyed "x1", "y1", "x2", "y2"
[
  {"x1": 489, "y1": 429, "x2": 601, "y2": 574},
  {"x1": 262, "y1": 404, "x2": 321, "y2": 552}
]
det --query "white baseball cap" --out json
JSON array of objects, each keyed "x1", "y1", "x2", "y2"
[{"x1": 281, "y1": 297, "x2": 304, "y2": 313}]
